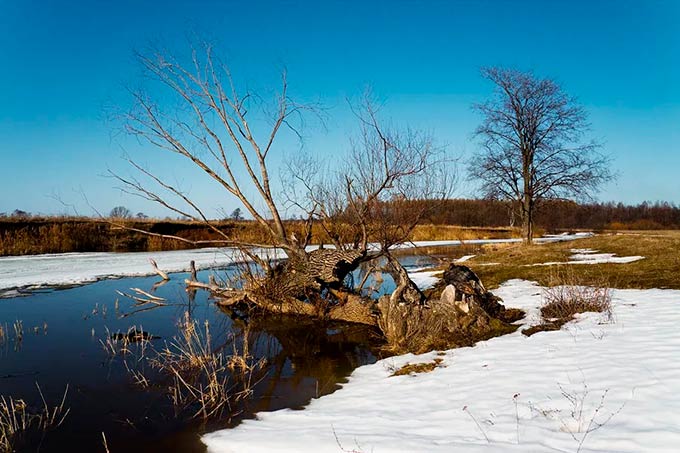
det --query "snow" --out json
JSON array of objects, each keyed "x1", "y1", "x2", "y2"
[
  {"x1": 202, "y1": 280, "x2": 680, "y2": 453},
  {"x1": 532, "y1": 248, "x2": 645, "y2": 266},
  {"x1": 407, "y1": 269, "x2": 443, "y2": 290},
  {"x1": 0, "y1": 247, "x2": 250, "y2": 294},
  {"x1": 0, "y1": 233, "x2": 590, "y2": 292},
  {"x1": 455, "y1": 254, "x2": 476, "y2": 263}
]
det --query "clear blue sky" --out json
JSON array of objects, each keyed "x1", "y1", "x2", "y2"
[{"x1": 1, "y1": 0, "x2": 678, "y2": 218}]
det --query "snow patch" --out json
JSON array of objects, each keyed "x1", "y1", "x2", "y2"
[
  {"x1": 202, "y1": 281, "x2": 680, "y2": 453},
  {"x1": 407, "y1": 269, "x2": 443, "y2": 290},
  {"x1": 531, "y1": 249, "x2": 645, "y2": 266},
  {"x1": 455, "y1": 254, "x2": 476, "y2": 263}
]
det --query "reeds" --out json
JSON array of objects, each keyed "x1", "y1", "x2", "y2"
[
  {"x1": 111, "y1": 312, "x2": 265, "y2": 420},
  {"x1": 0, "y1": 384, "x2": 69, "y2": 453}
]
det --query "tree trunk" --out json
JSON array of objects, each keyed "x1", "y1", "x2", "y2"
[{"x1": 522, "y1": 194, "x2": 534, "y2": 244}]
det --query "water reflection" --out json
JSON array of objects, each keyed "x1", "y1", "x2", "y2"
[{"x1": 0, "y1": 265, "x2": 383, "y2": 453}]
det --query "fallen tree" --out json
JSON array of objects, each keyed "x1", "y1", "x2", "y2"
[{"x1": 117, "y1": 42, "x2": 520, "y2": 352}]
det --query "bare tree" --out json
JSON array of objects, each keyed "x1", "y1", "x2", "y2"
[
  {"x1": 110, "y1": 206, "x2": 132, "y2": 219},
  {"x1": 468, "y1": 67, "x2": 613, "y2": 243},
  {"x1": 229, "y1": 208, "x2": 243, "y2": 221},
  {"x1": 114, "y1": 42, "x2": 456, "y2": 328}
]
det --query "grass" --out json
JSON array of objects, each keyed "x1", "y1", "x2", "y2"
[
  {"x1": 111, "y1": 312, "x2": 265, "y2": 420},
  {"x1": 522, "y1": 268, "x2": 613, "y2": 337},
  {"x1": 409, "y1": 225, "x2": 518, "y2": 242},
  {"x1": 541, "y1": 283, "x2": 612, "y2": 321},
  {"x1": 464, "y1": 231, "x2": 680, "y2": 290},
  {"x1": 377, "y1": 293, "x2": 518, "y2": 354},
  {"x1": 0, "y1": 216, "x2": 520, "y2": 256},
  {"x1": 0, "y1": 384, "x2": 69, "y2": 453},
  {"x1": 391, "y1": 358, "x2": 444, "y2": 376}
]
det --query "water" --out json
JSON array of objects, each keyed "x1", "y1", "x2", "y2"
[{"x1": 0, "y1": 265, "x2": 386, "y2": 452}]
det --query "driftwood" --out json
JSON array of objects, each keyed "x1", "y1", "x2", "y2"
[
  {"x1": 149, "y1": 258, "x2": 169, "y2": 281},
  {"x1": 184, "y1": 279, "x2": 235, "y2": 293}
]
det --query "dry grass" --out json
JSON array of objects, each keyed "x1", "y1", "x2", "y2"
[
  {"x1": 409, "y1": 225, "x2": 518, "y2": 242},
  {"x1": 541, "y1": 284, "x2": 612, "y2": 321},
  {"x1": 391, "y1": 358, "x2": 444, "y2": 376},
  {"x1": 118, "y1": 312, "x2": 265, "y2": 420},
  {"x1": 467, "y1": 231, "x2": 680, "y2": 290},
  {"x1": 521, "y1": 268, "x2": 612, "y2": 337},
  {"x1": 377, "y1": 298, "x2": 452, "y2": 354},
  {"x1": 0, "y1": 384, "x2": 69, "y2": 453},
  {"x1": 0, "y1": 215, "x2": 527, "y2": 256}
]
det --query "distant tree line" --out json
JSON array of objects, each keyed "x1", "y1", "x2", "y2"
[
  {"x1": 3, "y1": 200, "x2": 680, "y2": 230},
  {"x1": 407, "y1": 199, "x2": 680, "y2": 230}
]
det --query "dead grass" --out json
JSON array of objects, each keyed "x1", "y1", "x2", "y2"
[
  {"x1": 409, "y1": 225, "x2": 519, "y2": 242},
  {"x1": 391, "y1": 358, "x2": 444, "y2": 376},
  {"x1": 377, "y1": 298, "x2": 453, "y2": 354},
  {"x1": 466, "y1": 231, "x2": 680, "y2": 289},
  {"x1": 522, "y1": 268, "x2": 613, "y2": 337},
  {"x1": 118, "y1": 312, "x2": 265, "y2": 420},
  {"x1": 541, "y1": 284, "x2": 612, "y2": 321},
  {"x1": 0, "y1": 384, "x2": 69, "y2": 453}
]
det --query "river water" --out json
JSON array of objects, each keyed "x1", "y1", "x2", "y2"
[{"x1": 0, "y1": 254, "x2": 440, "y2": 452}]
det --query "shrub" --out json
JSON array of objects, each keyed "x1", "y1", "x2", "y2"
[{"x1": 540, "y1": 270, "x2": 612, "y2": 321}]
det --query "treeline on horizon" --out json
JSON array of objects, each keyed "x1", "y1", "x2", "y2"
[
  {"x1": 416, "y1": 199, "x2": 680, "y2": 231},
  {"x1": 1, "y1": 199, "x2": 679, "y2": 256}
]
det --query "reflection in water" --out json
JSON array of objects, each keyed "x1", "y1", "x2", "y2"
[{"x1": 0, "y1": 265, "x2": 383, "y2": 453}]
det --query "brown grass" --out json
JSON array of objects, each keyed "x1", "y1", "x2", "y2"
[
  {"x1": 409, "y1": 225, "x2": 519, "y2": 242},
  {"x1": 0, "y1": 384, "x2": 69, "y2": 453},
  {"x1": 467, "y1": 231, "x2": 680, "y2": 290},
  {"x1": 541, "y1": 283, "x2": 612, "y2": 321},
  {"x1": 521, "y1": 268, "x2": 612, "y2": 337},
  {"x1": 0, "y1": 216, "x2": 522, "y2": 256},
  {"x1": 391, "y1": 358, "x2": 444, "y2": 376},
  {"x1": 118, "y1": 312, "x2": 265, "y2": 420}
]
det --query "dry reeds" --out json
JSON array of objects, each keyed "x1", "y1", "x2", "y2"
[
  {"x1": 118, "y1": 312, "x2": 265, "y2": 420},
  {"x1": 0, "y1": 384, "x2": 69, "y2": 453}
]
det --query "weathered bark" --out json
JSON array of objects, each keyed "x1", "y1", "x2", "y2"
[
  {"x1": 197, "y1": 256, "x2": 524, "y2": 355},
  {"x1": 438, "y1": 263, "x2": 525, "y2": 324}
]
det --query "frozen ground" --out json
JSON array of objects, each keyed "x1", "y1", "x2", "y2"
[
  {"x1": 0, "y1": 233, "x2": 590, "y2": 292},
  {"x1": 203, "y1": 280, "x2": 680, "y2": 453}
]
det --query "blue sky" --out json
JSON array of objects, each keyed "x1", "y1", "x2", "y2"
[{"x1": 1, "y1": 0, "x2": 678, "y2": 217}]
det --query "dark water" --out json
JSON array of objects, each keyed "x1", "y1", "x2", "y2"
[{"x1": 0, "y1": 254, "x2": 442, "y2": 453}]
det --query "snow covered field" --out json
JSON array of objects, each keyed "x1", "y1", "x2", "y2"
[
  {"x1": 0, "y1": 233, "x2": 591, "y2": 292},
  {"x1": 202, "y1": 280, "x2": 680, "y2": 453}
]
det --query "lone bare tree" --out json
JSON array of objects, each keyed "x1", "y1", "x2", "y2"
[
  {"x1": 468, "y1": 67, "x2": 613, "y2": 243},
  {"x1": 110, "y1": 206, "x2": 132, "y2": 219}
]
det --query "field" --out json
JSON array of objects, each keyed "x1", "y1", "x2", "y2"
[
  {"x1": 2, "y1": 229, "x2": 679, "y2": 453},
  {"x1": 464, "y1": 231, "x2": 680, "y2": 289}
]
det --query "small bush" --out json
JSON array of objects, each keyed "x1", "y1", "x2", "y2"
[{"x1": 540, "y1": 270, "x2": 612, "y2": 321}]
